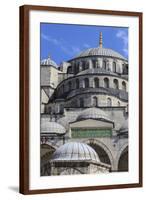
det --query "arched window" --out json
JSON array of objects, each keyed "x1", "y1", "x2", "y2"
[
  {"x1": 76, "y1": 63, "x2": 79, "y2": 74},
  {"x1": 82, "y1": 61, "x2": 86, "y2": 70},
  {"x1": 122, "y1": 81, "x2": 126, "y2": 91},
  {"x1": 104, "y1": 77, "x2": 109, "y2": 88},
  {"x1": 79, "y1": 62, "x2": 83, "y2": 72},
  {"x1": 93, "y1": 60, "x2": 96, "y2": 68},
  {"x1": 68, "y1": 81, "x2": 72, "y2": 91},
  {"x1": 95, "y1": 60, "x2": 98, "y2": 68},
  {"x1": 60, "y1": 104, "x2": 64, "y2": 114},
  {"x1": 94, "y1": 77, "x2": 99, "y2": 88},
  {"x1": 113, "y1": 79, "x2": 119, "y2": 89},
  {"x1": 85, "y1": 61, "x2": 89, "y2": 69},
  {"x1": 76, "y1": 79, "x2": 79, "y2": 89},
  {"x1": 118, "y1": 101, "x2": 120, "y2": 107},
  {"x1": 93, "y1": 96, "x2": 98, "y2": 107},
  {"x1": 79, "y1": 98, "x2": 84, "y2": 107},
  {"x1": 122, "y1": 64, "x2": 125, "y2": 74},
  {"x1": 84, "y1": 78, "x2": 89, "y2": 88},
  {"x1": 107, "y1": 98, "x2": 112, "y2": 106},
  {"x1": 103, "y1": 60, "x2": 106, "y2": 69},
  {"x1": 67, "y1": 66, "x2": 72, "y2": 74},
  {"x1": 123, "y1": 64, "x2": 128, "y2": 74},
  {"x1": 113, "y1": 62, "x2": 116, "y2": 72}
]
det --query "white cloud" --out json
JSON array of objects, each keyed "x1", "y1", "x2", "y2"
[
  {"x1": 41, "y1": 33, "x2": 82, "y2": 57},
  {"x1": 83, "y1": 43, "x2": 90, "y2": 48},
  {"x1": 116, "y1": 30, "x2": 128, "y2": 57}
]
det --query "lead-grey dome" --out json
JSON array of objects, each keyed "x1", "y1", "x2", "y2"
[
  {"x1": 41, "y1": 55, "x2": 58, "y2": 68},
  {"x1": 77, "y1": 107, "x2": 112, "y2": 122},
  {"x1": 51, "y1": 142, "x2": 100, "y2": 162},
  {"x1": 75, "y1": 47, "x2": 126, "y2": 60},
  {"x1": 41, "y1": 118, "x2": 66, "y2": 134}
]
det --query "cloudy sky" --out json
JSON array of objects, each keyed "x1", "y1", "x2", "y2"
[{"x1": 40, "y1": 23, "x2": 128, "y2": 65}]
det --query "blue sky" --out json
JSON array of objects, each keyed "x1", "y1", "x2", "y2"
[{"x1": 40, "y1": 23, "x2": 128, "y2": 65}]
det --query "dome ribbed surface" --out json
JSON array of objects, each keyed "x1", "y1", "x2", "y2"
[
  {"x1": 41, "y1": 118, "x2": 66, "y2": 134},
  {"x1": 51, "y1": 142, "x2": 100, "y2": 162},
  {"x1": 75, "y1": 47, "x2": 126, "y2": 60},
  {"x1": 41, "y1": 56, "x2": 58, "y2": 68}
]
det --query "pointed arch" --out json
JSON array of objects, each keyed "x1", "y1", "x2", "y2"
[{"x1": 84, "y1": 139, "x2": 114, "y2": 170}]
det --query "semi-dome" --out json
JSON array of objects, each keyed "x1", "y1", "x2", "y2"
[
  {"x1": 77, "y1": 107, "x2": 112, "y2": 122},
  {"x1": 51, "y1": 142, "x2": 100, "y2": 162},
  {"x1": 41, "y1": 55, "x2": 58, "y2": 68},
  {"x1": 41, "y1": 118, "x2": 66, "y2": 134},
  {"x1": 75, "y1": 47, "x2": 126, "y2": 60},
  {"x1": 77, "y1": 68, "x2": 117, "y2": 76}
]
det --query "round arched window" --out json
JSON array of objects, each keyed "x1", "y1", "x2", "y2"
[
  {"x1": 84, "y1": 78, "x2": 89, "y2": 88},
  {"x1": 122, "y1": 81, "x2": 126, "y2": 91},
  {"x1": 104, "y1": 78, "x2": 109, "y2": 88},
  {"x1": 103, "y1": 60, "x2": 106, "y2": 69},
  {"x1": 94, "y1": 77, "x2": 99, "y2": 88},
  {"x1": 113, "y1": 79, "x2": 119, "y2": 89},
  {"x1": 107, "y1": 98, "x2": 112, "y2": 106}
]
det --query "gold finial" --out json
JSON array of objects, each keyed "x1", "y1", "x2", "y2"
[{"x1": 99, "y1": 32, "x2": 103, "y2": 48}]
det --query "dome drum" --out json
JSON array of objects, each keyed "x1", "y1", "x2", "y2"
[
  {"x1": 55, "y1": 73, "x2": 128, "y2": 97},
  {"x1": 68, "y1": 51, "x2": 128, "y2": 75}
]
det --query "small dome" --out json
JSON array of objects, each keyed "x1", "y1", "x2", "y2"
[
  {"x1": 75, "y1": 47, "x2": 126, "y2": 60},
  {"x1": 77, "y1": 68, "x2": 117, "y2": 76},
  {"x1": 41, "y1": 55, "x2": 58, "y2": 68},
  {"x1": 119, "y1": 119, "x2": 128, "y2": 133},
  {"x1": 51, "y1": 142, "x2": 100, "y2": 162},
  {"x1": 41, "y1": 118, "x2": 66, "y2": 134},
  {"x1": 77, "y1": 108, "x2": 112, "y2": 122}
]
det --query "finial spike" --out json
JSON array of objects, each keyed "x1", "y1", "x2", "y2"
[
  {"x1": 48, "y1": 54, "x2": 51, "y2": 59},
  {"x1": 99, "y1": 32, "x2": 103, "y2": 48}
]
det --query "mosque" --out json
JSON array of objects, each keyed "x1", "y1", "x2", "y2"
[{"x1": 40, "y1": 32, "x2": 128, "y2": 176}]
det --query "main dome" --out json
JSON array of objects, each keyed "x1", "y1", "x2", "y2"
[
  {"x1": 75, "y1": 47, "x2": 126, "y2": 60},
  {"x1": 51, "y1": 142, "x2": 100, "y2": 162}
]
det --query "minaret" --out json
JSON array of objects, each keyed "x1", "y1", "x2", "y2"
[{"x1": 99, "y1": 32, "x2": 103, "y2": 48}]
